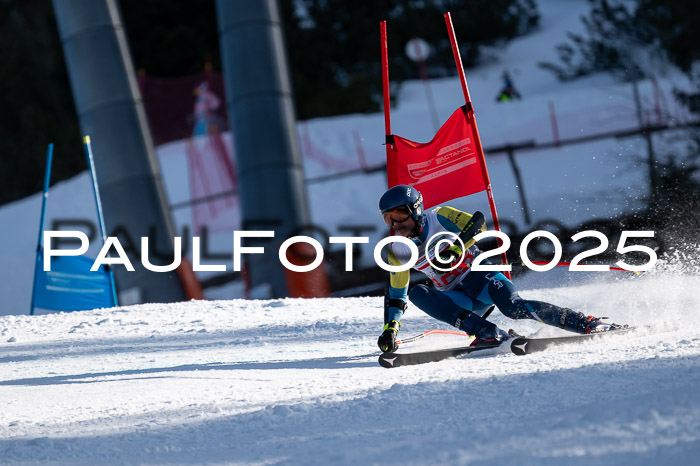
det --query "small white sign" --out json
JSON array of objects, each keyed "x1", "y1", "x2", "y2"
[{"x1": 405, "y1": 38, "x2": 431, "y2": 62}]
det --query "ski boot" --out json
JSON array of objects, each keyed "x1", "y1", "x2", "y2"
[
  {"x1": 583, "y1": 315, "x2": 626, "y2": 334},
  {"x1": 469, "y1": 326, "x2": 511, "y2": 348}
]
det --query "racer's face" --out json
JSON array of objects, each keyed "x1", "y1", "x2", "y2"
[{"x1": 382, "y1": 207, "x2": 416, "y2": 237}]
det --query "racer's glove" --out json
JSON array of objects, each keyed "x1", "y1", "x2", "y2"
[
  {"x1": 431, "y1": 243, "x2": 464, "y2": 273},
  {"x1": 378, "y1": 320, "x2": 400, "y2": 353}
]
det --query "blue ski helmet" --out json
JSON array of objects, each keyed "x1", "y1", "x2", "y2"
[{"x1": 379, "y1": 185, "x2": 424, "y2": 223}]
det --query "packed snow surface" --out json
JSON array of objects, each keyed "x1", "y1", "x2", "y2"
[{"x1": 2, "y1": 263, "x2": 699, "y2": 464}]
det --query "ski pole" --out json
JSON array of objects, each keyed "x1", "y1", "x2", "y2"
[
  {"x1": 451, "y1": 260, "x2": 642, "y2": 274},
  {"x1": 397, "y1": 329, "x2": 471, "y2": 345},
  {"x1": 511, "y1": 261, "x2": 642, "y2": 274}
]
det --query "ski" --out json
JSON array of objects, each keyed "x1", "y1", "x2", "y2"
[
  {"x1": 378, "y1": 327, "x2": 633, "y2": 367},
  {"x1": 509, "y1": 327, "x2": 633, "y2": 356},
  {"x1": 378, "y1": 342, "x2": 502, "y2": 368}
]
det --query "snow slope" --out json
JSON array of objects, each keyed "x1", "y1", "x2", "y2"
[{"x1": 1, "y1": 263, "x2": 699, "y2": 464}]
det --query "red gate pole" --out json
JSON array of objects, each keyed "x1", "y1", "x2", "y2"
[
  {"x1": 380, "y1": 21, "x2": 396, "y2": 188},
  {"x1": 444, "y1": 12, "x2": 511, "y2": 279},
  {"x1": 381, "y1": 21, "x2": 391, "y2": 137}
]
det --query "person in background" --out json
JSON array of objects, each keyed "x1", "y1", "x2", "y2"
[{"x1": 496, "y1": 70, "x2": 522, "y2": 103}]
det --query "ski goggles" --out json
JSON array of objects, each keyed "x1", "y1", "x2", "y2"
[{"x1": 382, "y1": 207, "x2": 411, "y2": 227}]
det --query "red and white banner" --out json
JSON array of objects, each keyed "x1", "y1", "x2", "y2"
[{"x1": 386, "y1": 107, "x2": 486, "y2": 209}]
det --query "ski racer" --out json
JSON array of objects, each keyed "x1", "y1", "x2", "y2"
[{"x1": 377, "y1": 184, "x2": 623, "y2": 353}]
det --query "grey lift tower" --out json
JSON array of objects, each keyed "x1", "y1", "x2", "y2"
[
  {"x1": 53, "y1": 0, "x2": 185, "y2": 304},
  {"x1": 216, "y1": 0, "x2": 313, "y2": 298}
]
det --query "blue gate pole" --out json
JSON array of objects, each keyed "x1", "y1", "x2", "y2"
[
  {"x1": 83, "y1": 136, "x2": 118, "y2": 307},
  {"x1": 30, "y1": 143, "x2": 54, "y2": 315}
]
